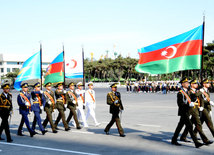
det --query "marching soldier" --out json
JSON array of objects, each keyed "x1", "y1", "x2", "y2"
[
  {"x1": 194, "y1": 79, "x2": 214, "y2": 137},
  {"x1": 0, "y1": 84, "x2": 13, "y2": 142},
  {"x1": 42, "y1": 82, "x2": 58, "y2": 133},
  {"x1": 180, "y1": 79, "x2": 213, "y2": 145},
  {"x1": 17, "y1": 83, "x2": 35, "y2": 137},
  {"x1": 104, "y1": 83, "x2": 125, "y2": 137},
  {"x1": 54, "y1": 82, "x2": 70, "y2": 131},
  {"x1": 75, "y1": 82, "x2": 88, "y2": 128},
  {"x1": 66, "y1": 82, "x2": 81, "y2": 129},
  {"x1": 85, "y1": 82, "x2": 100, "y2": 126},
  {"x1": 31, "y1": 82, "x2": 47, "y2": 135},
  {"x1": 171, "y1": 77, "x2": 203, "y2": 148}
]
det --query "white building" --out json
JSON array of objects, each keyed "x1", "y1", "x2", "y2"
[{"x1": 0, "y1": 53, "x2": 51, "y2": 77}]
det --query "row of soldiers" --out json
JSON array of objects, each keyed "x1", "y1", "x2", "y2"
[
  {"x1": 171, "y1": 78, "x2": 214, "y2": 148},
  {"x1": 0, "y1": 81, "x2": 125, "y2": 142},
  {"x1": 126, "y1": 81, "x2": 181, "y2": 93}
]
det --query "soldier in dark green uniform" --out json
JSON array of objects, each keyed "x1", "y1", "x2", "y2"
[
  {"x1": 54, "y1": 82, "x2": 70, "y2": 131},
  {"x1": 171, "y1": 77, "x2": 203, "y2": 148},
  {"x1": 104, "y1": 83, "x2": 125, "y2": 137},
  {"x1": 66, "y1": 82, "x2": 81, "y2": 129},
  {"x1": 194, "y1": 79, "x2": 214, "y2": 137},
  {"x1": 0, "y1": 84, "x2": 13, "y2": 142},
  {"x1": 42, "y1": 82, "x2": 57, "y2": 133},
  {"x1": 180, "y1": 79, "x2": 213, "y2": 145}
]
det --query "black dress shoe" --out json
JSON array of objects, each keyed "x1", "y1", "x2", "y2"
[
  {"x1": 17, "y1": 133, "x2": 24, "y2": 136},
  {"x1": 0, "y1": 137, "x2": 5, "y2": 140},
  {"x1": 180, "y1": 138, "x2": 191, "y2": 143},
  {"x1": 104, "y1": 130, "x2": 109, "y2": 135},
  {"x1": 204, "y1": 140, "x2": 213, "y2": 145},
  {"x1": 53, "y1": 130, "x2": 58, "y2": 133},
  {"x1": 55, "y1": 127, "x2": 59, "y2": 130},
  {"x1": 30, "y1": 132, "x2": 35, "y2": 137},
  {"x1": 76, "y1": 126, "x2": 81, "y2": 130},
  {"x1": 171, "y1": 140, "x2": 182, "y2": 146},
  {"x1": 120, "y1": 134, "x2": 126, "y2": 137},
  {"x1": 42, "y1": 130, "x2": 48, "y2": 135},
  {"x1": 195, "y1": 142, "x2": 204, "y2": 148},
  {"x1": 7, "y1": 139, "x2": 13, "y2": 143},
  {"x1": 65, "y1": 128, "x2": 70, "y2": 131}
]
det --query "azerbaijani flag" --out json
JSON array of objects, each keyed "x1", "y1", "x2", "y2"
[
  {"x1": 14, "y1": 52, "x2": 41, "y2": 91},
  {"x1": 44, "y1": 52, "x2": 64, "y2": 84},
  {"x1": 135, "y1": 25, "x2": 203, "y2": 74}
]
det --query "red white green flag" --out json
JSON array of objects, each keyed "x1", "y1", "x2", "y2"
[{"x1": 135, "y1": 25, "x2": 203, "y2": 74}]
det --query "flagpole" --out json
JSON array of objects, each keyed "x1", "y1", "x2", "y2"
[
  {"x1": 82, "y1": 45, "x2": 85, "y2": 88},
  {"x1": 63, "y1": 44, "x2": 66, "y2": 88},
  {"x1": 200, "y1": 15, "x2": 205, "y2": 82},
  {"x1": 40, "y1": 42, "x2": 43, "y2": 90}
]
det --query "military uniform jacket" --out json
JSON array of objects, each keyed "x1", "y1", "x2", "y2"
[
  {"x1": 44, "y1": 90, "x2": 55, "y2": 109},
  {"x1": 55, "y1": 89, "x2": 66, "y2": 110},
  {"x1": 107, "y1": 91, "x2": 124, "y2": 114},
  {"x1": 31, "y1": 91, "x2": 46, "y2": 112},
  {"x1": 66, "y1": 89, "x2": 78, "y2": 109},
  {"x1": 17, "y1": 91, "x2": 31, "y2": 115},
  {"x1": 200, "y1": 88, "x2": 211, "y2": 112},
  {"x1": 0, "y1": 92, "x2": 13, "y2": 113},
  {"x1": 177, "y1": 88, "x2": 191, "y2": 116}
]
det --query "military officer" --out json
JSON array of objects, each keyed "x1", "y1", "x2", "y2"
[
  {"x1": 42, "y1": 82, "x2": 57, "y2": 133},
  {"x1": 104, "y1": 83, "x2": 125, "y2": 137},
  {"x1": 180, "y1": 79, "x2": 213, "y2": 145},
  {"x1": 85, "y1": 82, "x2": 100, "y2": 126},
  {"x1": 171, "y1": 77, "x2": 203, "y2": 148},
  {"x1": 31, "y1": 82, "x2": 47, "y2": 135},
  {"x1": 75, "y1": 82, "x2": 88, "y2": 128},
  {"x1": 194, "y1": 79, "x2": 214, "y2": 137},
  {"x1": 17, "y1": 83, "x2": 35, "y2": 137},
  {"x1": 54, "y1": 82, "x2": 70, "y2": 131},
  {"x1": 66, "y1": 82, "x2": 81, "y2": 129},
  {"x1": 0, "y1": 84, "x2": 13, "y2": 142}
]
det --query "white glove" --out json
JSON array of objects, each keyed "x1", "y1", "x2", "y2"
[
  {"x1": 63, "y1": 90, "x2": 67, "y2": 94},
  {"x1": 189, "y1": 102, "x2": 195, "y2": 107},
  {"x1": 64, "y1": 104, "x2": 67, "y2": 108},
  {"x1": 48, "y1": 101, "x2": 52, "y2": 105},
  {"x1": 53, "y1": 109, "x2": 56, "y2": 113},
  {"x1": 73, "y1": 100, "x2": 76, "y2": 104},
  {"x1": 199, "y1": 107, "x2": 204, "y2": 111},
  {"x1": 114, "y1": 100, "x2": 119, "y2": 104},
  {"x1": 200, "y1": 89, "x2": 204, "y2": 93},
  {"x1": 25, "y1": 102, "x2": 30, "y2": 106},
  {"x1": 40, "y1": 90, "x2": 44, "y2": 94},
  {"x1": 210, "y1": 101, "x2": 214, "y2": 107},
  {"x1": 40, "y1": 106, "x2": 44, "y2": 111}
]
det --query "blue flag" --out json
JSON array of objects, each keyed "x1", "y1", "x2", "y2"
[{"x1": 14, "y1": 52, "x2": 41, "y2": 90}]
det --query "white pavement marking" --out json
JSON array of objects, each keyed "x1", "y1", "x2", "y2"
[
  {"x1": 136, "y1": 124, "x2": 161, "y2": 128},
  {"x1": 72, "y1": 131, "x2": 95, "y2": 134},
  {"x1": 0, "y1": 142, "x2": 100, "y2": 155}
]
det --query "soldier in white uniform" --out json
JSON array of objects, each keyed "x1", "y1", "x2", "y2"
[
  {"x1": 75, "y1": 82, "x2": 88, "y2": 128},
  {"x1": 85, "y1": 82, "x2": 100, "y2": 126}
]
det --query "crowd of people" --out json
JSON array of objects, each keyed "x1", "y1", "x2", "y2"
[{"x1": 126, "y1": 80, "x2": 214, "y2": 94}]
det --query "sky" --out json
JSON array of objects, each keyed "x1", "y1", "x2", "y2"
[{"x1": 0, "y1": 0, "x2": 213, "y2": 60}]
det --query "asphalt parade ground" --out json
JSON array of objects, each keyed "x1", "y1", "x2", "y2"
[{"x1": 0, "y1": 87, "x2": 214, "y2": 155}]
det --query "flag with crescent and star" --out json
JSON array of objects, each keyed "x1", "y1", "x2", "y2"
[
  {"x1": 65, "y1": 53, "x2": 83, "y2": 79},
  {"x1": 44, "y1": 52, "x2": 64, "y2": 84},
  {"x1": 14, "y1": 52, "x2": 41, "y2": 90},
  {"x1": 135, "y1": 25, "x2": 203, "y2": 74}
]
